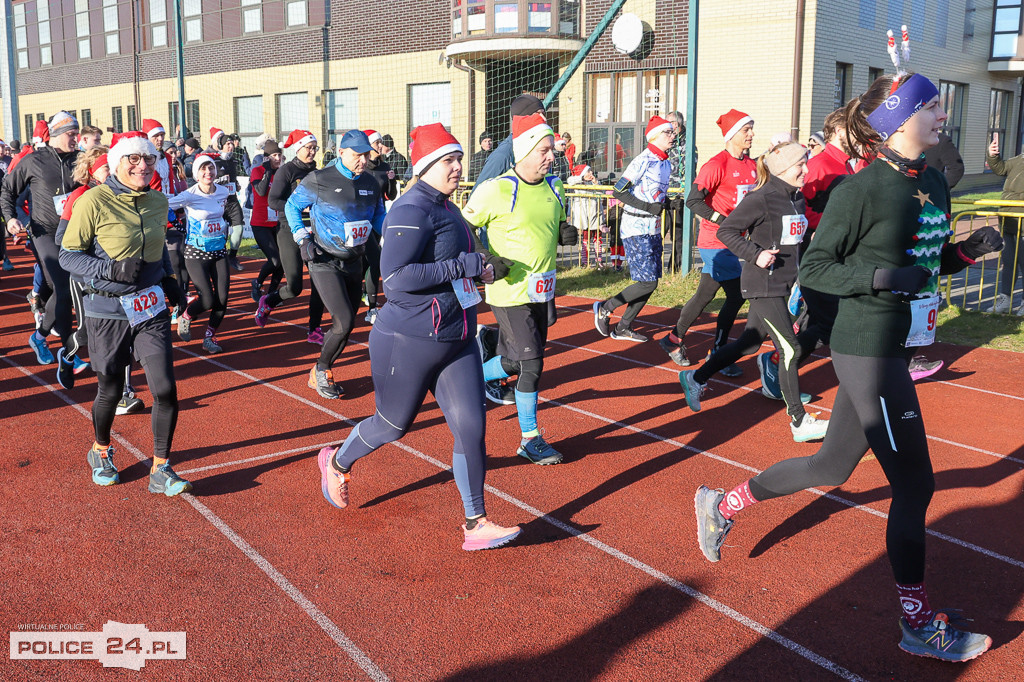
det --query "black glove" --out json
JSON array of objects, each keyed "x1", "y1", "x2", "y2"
[
  {"x1": 958, "y1": 226, "x2": 1004, "y2": 261},
  {"x1": 456, "y1": 251, "x2": 484, "y2": 279},
  {"x1": 299, "y1": 239, "x2": 322, "y2": 263},
  {"x1": 644, "y1": 200, "x2": 667, "y2": 216},
  {"x1": 108, "y1": 257, "x2": 143, "y2": 284},
  {"x1": 872, "y1": 265, "x2": 931, "y2": 293},
  {"x1": 558, "y1": 220, "x2": 578, "y2": 247},
  {"x1": 161, "y1": 276, "x2": 183, "y2": 309},
  {"x1": 669, "y1": 195, "x2": 686, "y2": 211},
  {"x1": 485, "y1": 255, "x2": 514, "y2": 280}
]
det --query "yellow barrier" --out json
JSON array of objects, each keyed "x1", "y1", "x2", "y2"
[{"x1": 944, "y1": 208, "x2": 1022, "y2": 313}]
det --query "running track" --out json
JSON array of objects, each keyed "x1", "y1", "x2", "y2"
[{"x1": 2, "y1": 251, "x2": 1022, "y2": 681}]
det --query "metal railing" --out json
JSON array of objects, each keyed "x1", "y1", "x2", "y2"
[{"x1": 945, "y1": 198, "x2": 1023, "y2": 313}]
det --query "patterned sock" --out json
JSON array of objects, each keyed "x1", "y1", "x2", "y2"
[
  {"x1": 482, "y1": 355, "x2": 510, "y2": 382},
  {"x1": 151, "y1": 456, "x2": 168, "y2": 473},
  {"x1": 93, "y1": 442, "x2": 110, "y2": 458},
  {"x1": 897, "y1": 582, "x2": 933, "y2": 629},
  {"x1": 718, "y1": 480, "x2": 759, "y2": 520},
  {"x1": 205, "y1": 326, "x2": 215, "y2": 339},
  {"x1": 668, "y1": 332, "x2": 682, "y2": 345}
]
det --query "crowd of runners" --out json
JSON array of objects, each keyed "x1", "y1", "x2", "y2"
[{"x1": 1, "y1": 58, "x2": 1013, "y2": 662}]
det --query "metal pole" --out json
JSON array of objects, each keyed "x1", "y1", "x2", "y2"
[
  {"x1": 0, "y1": 0, "x2": 21, "y2": 142},
  {"x1": 542, "y1": 0, "x2": 628, "y2": 108},
  {"x1": 791, "y1": 0, "x2": 806, "y2": 140},
  {"x1": 680, "y1": 0, "x2": 698, "y2": 273},
  {"x1": 172, "y1": 0, "x2": 187, "y2": 139}
]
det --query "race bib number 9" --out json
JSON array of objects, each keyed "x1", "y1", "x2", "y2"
[
  {"x1": 780, "y1": 214, "x2": 808, "y2": 246},
  {"x1": 344, "y1": 220, "x2": 372, "y2": 248},
  {"x1": 906, "y1": 295, "x2": 941, "y2": 348},
  {"x1": 452, "y1": 277, "x2": 482, "y2": 309},
  {"x1": 527, "y1": 270, "x2": 556, "y2": 303},
  {"x1": 119, "y1": 284, "x2": 167, "y2": 327},
  {"x1": 735, "y1": 184, "x2": 754, "y2": 208}
]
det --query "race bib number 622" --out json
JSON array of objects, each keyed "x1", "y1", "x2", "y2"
[{"x1": 527, "y1": 270, "x2": 556, "y2": 303}]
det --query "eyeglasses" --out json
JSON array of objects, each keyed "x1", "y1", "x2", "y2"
[
  {"x1": 303, "y1": 145, "x2": 319, "y2": 152},
  {"x1": 127, "y1": 154, "x2": 158, "y2": 166}
]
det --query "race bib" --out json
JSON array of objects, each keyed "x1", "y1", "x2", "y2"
[
  {"x1": 344, "y1": 220, "x2": 371, "y2": 248},
  {"x1": 53, "y1": 192, "x2": 71, "y2": 215},
  {"x1": 906, "y1": 295, "x2": 940, "y2": 348},
  {"x1": 780, "y1": 214, "x2": 808, "y2": 246},
  {"x1": 198, "y1": 217, "x2": 227, "y2": 251},
  {"x1": 735, "y1": 184, "x2": 754, "y2": 208},
  {"x1": 452, "y1": 277, "x2": 482, "y2": 309},
  {"x1": 118, "y1": 284, "x2": 167, "y2": 327},
  {"x1": 527, "y1": 270, "x2": 556, "y2": 303},
  {"x1": 266, "y1": 207, "x2": 278, "y2": 222}
]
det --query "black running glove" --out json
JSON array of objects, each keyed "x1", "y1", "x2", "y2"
[
  {"x1": 958, "y1": 226, "x2": 1004, "y2": 261},
  {"x1": 644, "y1": 199, "x2": 667, "y2": 216},
  {"x1": 161, "y1": 276, "x2": 184, "y2": 309},
  {"x1": 872, "y1": 265, "x2": 931, "y2": 293},
  {"x1": 485, "y1": 255, "x2": 514, "y2": 281},
  {"x1": 558, "y1": 220, "x2": 579, "y2": 246},
  {"x1": 108, "y1": 257, "x2": 143, "y2": 284},
  {"x1": 299, "y1": 239, "x2": 322, "y2": 263}
]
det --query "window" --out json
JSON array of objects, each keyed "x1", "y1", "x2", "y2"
[
  {"x1": 184, "y1": 0, "x2": 202, "y2": 42},
  {"x1": 559, "y1": 0, "x2": 580, "y2": 35},
  {"x1": 834, "y1": 63, "x2": 851, "y2": 110},
  {"x1": 37, "y1": 0, "x2": 51, "y2": 64},
  {"x1": 76, "y1": 0, "x2": 92, "y2": 60},
  {"x1": 81, "y1": 109, "x2": 92, "y2": 127},
  {"x1": 112, "y1": 107, "x2": 124, "y2": 134},
  {"x1": 868, "y1": 67, "x2": 884, "y2": 85},
  {"x1": 495, "y1": 2, "x2": 518, "y2": 33},
  {"x1": 324, "y1": 89, "x2": 358, "y2": 149},
  {"x1": 453, "y1": 0, "x2": 462, "y2": 35},
  {"x1": 242, "y1": 0, "x2": 263, "y2": 33},
  {"x1": 467, "y1": 0, "x2": 485, "y2": 35},
  {"x1": 234, "y1": 96, "x2": 264, "y2": 153},
  {"x1": 409, "y1": 83, "x2": 452, "y2": 129},
  {"x1": 939, "y1": 81, "x2": 967, "y2": 149},
  {"x1": 150, "y1": 0, "x2": 168, "y2": 47},
  {"x1": 989, "y1": 90, "x2": 1014, "y2": 155},
  {"x1": 24, "y1": 114, "x2": 33, "y2": 136},
  {"x1": 276, "y1": 92, "x2": 309, "y2": 144},
  {"x1": 992, "y1": 0, "x2": 1022, "y2": 59},
  {"x1": 36, "y1": 113, "x2": 46, "y2": 122},
  {"x1": 169, "y1": 100, "x2": 201, "y2": 138},
  {"x1": 286, "y1": 1, "x2": 307, "y2": 27},
  {"x1": 616, "y1": 74, "x2": 637, "y2": 122},
  {"x1": 79, "y1": 39, "x2": 91, "y2": 60},
  {"x1": 528, "y1": 3, "x2": 552, "y2": 33},
  {"x1": 41, "y1": 46, "x2": 52, "y2": 66},
  {"x1": 14, "y1": 3, "x2": 27, "y2": 70},
  {"x1": 104, "y1": 0, "x2": 120, "y2": 54},
  {"x1": 127, "y1": 105, "x2": 138, "y2": 132}
]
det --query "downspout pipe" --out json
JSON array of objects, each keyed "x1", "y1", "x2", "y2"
[{"x1": 791, "y1": 0, "x2": 806, "y2": 140}]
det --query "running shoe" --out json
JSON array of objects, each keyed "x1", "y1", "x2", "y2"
[
  {"x1": 317, "y1": 446, "x2": 350, "y2": 509},
  {"x1": 462, "y1": 518, "x2": 522, "y2": 551},
  {"x1": 484, "y1": 379, "x2": 516, "y2": 405},
  {"x1": 26, "y1": 291, "x2": 42, "y2": 314},
  {"x1": 170, "y1": 307, "x2": 178, "y2": 328},
  {"x1": 476, "y1": 325, "x2": 499, "y2": 364},
  {"x1": 909, "y1": 356, "x2": 943, "y2": 382},
  {"x1": 202, "y1": 334, "x2": 223, "y2": 354},
  {"x1": 2, "y1": 256, "x2": 12, "y2": 271},
  {"x1": 86, "y1": 445, "x2": 120, "y2": 486},
  {"x1": 364, "y1": 307, "x2": 378, "y2": 325},
  {"x1": 72, "y1": 355, "x2": 90, "y2": 375},
  {"x1": 694, "y1": 485, "x2": 733, "y2": 563},
  {"x1": 787, "y1": 282, "x2": 804, "y2": 316},
  {"x1": 309, "y1": 366, "x2": 342, "y2": 399},
  {"x1": 28, "y1": 331, "x2": 54, "y2": 365},
  {"x1": 898, "y1": 611, "x2": 992, "y2": 662},
  {"x1": 791, "y1": 413, "x2": 829, "y2": 443},
  {"x1": 115, "y1": 390, "x2": 145, "y2": 415},
  {"x1": 177, "y1": 314, "x2": 192, "y2": 342},
  {"x1": 226, "y1": 255, "x2": 244, "y2": 272},
  {"x1": 148, "y1": 463, "x2": 192, "y2": 496},
  {"x1": 1015, "y1": 302, "x2": 1024, "y2": 316},
  {"x1": 254, "y1": 294, "x2": 271, "y2": 328},
  {"x1": 756, "y1": 352, "x2": 809, "y2": 402},
  {"x1": 306, "y1": 327, "x2": 325, "y2": 345},
  {"x1": 658, "y1": 334, "x2": 691, "y2": 367},
  {"x1": 516, "y1": 435, "x2": 563, "y2": 465},
  {"x1": 250, "y1": 278, "x2": 262, "y2": 303},
  {"x1": 186, "y1": 294, "x2": 198, "y2": 306},
  {"x1": 678, "y1": 370, "x2": 705, "y2": 412},
  {"x1": 610, "y1": 327, "x2": 647, "y2": 342},
  {"x1": 593, "y1": 301, "x2": 611, "y2": 336},
  {"x1": 56, "y1": 347, "x2": 76, "y2": 389},
  {"x1": 987, "y1": 293, "x2": 1011, "y2": 314}
]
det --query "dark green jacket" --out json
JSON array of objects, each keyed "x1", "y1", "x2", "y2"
[{"x1": 987, "y1": 153, "x2": 1024, "y2": 201}]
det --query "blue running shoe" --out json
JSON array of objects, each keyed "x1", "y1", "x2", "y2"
[
  {"x1": 29, "y1": 331, "x2": 54, "y2": 365},
  {"x1": 72, "y1": 355, "x2": 90, "y2": 375},
  {"x1": 86, "y1": 444, "x2": 120, "y2": 486},
  {"x1": 679, "y1": 371, "x2": 706, "y2": 412},
  {"x1": 788, "y1": 282, "x2": 804, "y2": 316},
  {"x1": 57, "y1": 347, "x2": 76, "y2": 389},
  {"x1": 757, "y1": 351, "x2": 811, "y2": 403},
  {"x1": 148, "y1": 463, "x2": 193, "y2": 496},
  {"x1": 898, "y1": 611, "x2": 992, "y2": 662},
  {"x1": 516, "y1": 435, "x2": 563, "y2": 465}
]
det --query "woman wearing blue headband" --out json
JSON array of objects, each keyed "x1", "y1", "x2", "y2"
[{"x1": 693, "y1": 73, "x2": 1003, "y2": 663}]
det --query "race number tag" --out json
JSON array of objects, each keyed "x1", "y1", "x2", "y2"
[
  {"x1": 344, "y1": 220, "x2": 371, "y2": 248},
  {"x1": 780, "y1": 214, "x2": 808, "y2": 246},
  {"x1": 199, "y1": 218, "x2": 227, "y2": 251},
  {"x1": 53, "y1": 192, "x2": 71, "y2": 215},
  {"x1": 527, "y1": 270, "x2": 556, "y2": 303},
  {"x1": 265, "y1": 207, "x2": 278, "y2": 222},
  {"x1": 452, "y1": 277, "x2": 482, "y2": 309},
  {"x1": 118, "y1": 284, "x2": 167, "y2": 327},
  {"x1": 735, "y1": 184, "x2": 754, "y2": 208},
  {"x1": 906, "y1": 295, "x2": 941, "y2": 347}
]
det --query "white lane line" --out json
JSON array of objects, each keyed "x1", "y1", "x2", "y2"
[
  {"x1": 177, "y1": 441, "x2": 338, "y2": 475},
  {"x1": 1, "y1": 356, "x2": 390, "y2": 682},
  {"x1": 171, "y1": 347, "x2": 864, "y2": 680}
]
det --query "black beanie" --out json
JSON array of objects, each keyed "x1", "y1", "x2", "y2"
[
  {"x1": 510, "y1": 94, "x2": 544, "y2": 118},
  {"x1": 263, "y1": 140, "x2": 281, "y2": 155},
  {"x1": 380, "y1": 134, "x2": 395, "y2": 148},
  {"x1": 479, "y1": 130, "x2": 491, "y2": 143}
]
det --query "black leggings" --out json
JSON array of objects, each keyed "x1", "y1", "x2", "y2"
[
  {"x1": 93, "y1": 350, "x2": 178, "y2": 459},
  {"x1": 165, "y1": 230, "x2": 191, "y2": 297},
  {"x1": 252, "y1": 225, "x2": 284, "y2": 292},
  {"x1": 749, "y1": 353, "x2": 934, "y2": 584},
  {"x1": 184, "y1": 256, "x2": 230, "y2": 330},
  {"x1": 363, "y1": 232, "x2": 382, "y2": 308},
  {"x1": 66, "y1": 280, "x2": 90, "y2": 355},
  {"x1": 30, "y1": 231, "x2": 73, "y2": 345},
  {"x1": 695, "y1": 296, "x2": 807, "y2": 418},
  {"x1": 308, "y1": 259, "x2": 362, "y2": 370},
  {"x1": 497, "y1": 356, "x2": 544, "y2": 393},
  {"x1": 266, "y1": 217, "x2": 325, "y2": 331},
  {"x1": 795, "y1": 285, "x2": 838, "y2": 361},
  {"x1": 602, "y1": 279, "x2": 658, "y2": 331},
  {"x1": 674, "y1": 274, "x2": 744, "y2": 347}
]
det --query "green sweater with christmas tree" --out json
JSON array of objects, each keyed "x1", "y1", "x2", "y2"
[{"x1": 800, "y1": 159, "x2": 954, "y2": 358}]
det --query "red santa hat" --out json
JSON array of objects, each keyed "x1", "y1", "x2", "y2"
[
  {"x1": 512, "y1": 113, "x2": 553, "y2": 162},
  {"x1": 107, "y1": 131, "x2": 157, "y2": 169},
  {"x1": 571, "y1": 164, "x2": 591, "y2": 178},
  {"x1": 142, "y1": 119, "x2": 165, "y2": 138},
  {"x1": 717, "y1": 109, "x2": 754, "y2": 141},
  {"x1": 32, "y1": 119, "x2": 51, "y2": 145},
  {"x1": 363, "y1": 129, "x2": 382, "y2": 145},
  {"x1": 283, "y1": 129, "x2": 316, "y2": 149},
  {"x1": 645, "y1": 115, "x2": 672, "y2": 142},
  {"x1": 410, "y1": 123, "x2": 462, "y2": 176},
  {"x1": 209, "y1": 126, "x2": 225, "y2": 146},
  {"x1": 191, "y1": 154, "x2": 218, "y2": 180}
]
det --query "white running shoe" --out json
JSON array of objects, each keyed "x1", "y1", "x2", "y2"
[
  {"x1": 791, "y1": 413, "x2": 829, "y2": 443},
  {"x1": 988, "y1": 293, "x2": 1011, "y2": 314}
]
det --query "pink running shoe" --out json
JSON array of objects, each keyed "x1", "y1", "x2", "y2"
[
  {"x1": 317, "y1": 446, "x2": 349, "y2": 509},
  {"x1": 307, "y1": 327, "x2": 325, "y2": 345},
  {"x1": 462, "y1": 518, "x2": 522, "y2": 551},
  {"x1": 254, "y1": 294, "x2": 272, "y2": 328}
]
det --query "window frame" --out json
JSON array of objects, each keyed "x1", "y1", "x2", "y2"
[
  {"x1": 988, "y1": 88, "x2": 1014, "y2": 156},
  {"x1": 939, "y1": 80, "x2": 967, "y2": 150},
  {"x1": 990, "y1": 0, "x2": 1023, "y2": 59}
]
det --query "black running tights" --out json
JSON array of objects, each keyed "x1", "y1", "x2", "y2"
[
  {"x1": 602, "y1": 279, "x2": 658, "y2": 331},
  {"x1": 308, "y1": 260, "x2": 363, "y2": 370},
  {"x1": 266, "y1": 217, "x2": 325, "y2": 331},
  {"x1": 252, "y1": 225, "x2": 284, "y2": 292},
  {"x1": 184, "y1": 256, "x2": 230, "y2": 329},
  {"x1": 93, "y1": 352, "x2": 178, "y2": 459},
  {"x1": 674, "y1": 274, "x2": 743, "y2": 347}
]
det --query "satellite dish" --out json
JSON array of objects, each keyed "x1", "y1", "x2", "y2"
[{"x1": 611, "y1": 13, "x2": 644, "y2": 55}]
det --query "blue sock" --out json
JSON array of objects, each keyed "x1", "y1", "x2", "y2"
[
  {"x1": 483, "y1": 355, "x2": 510, "y2": 382},
  {"x1": 514, "y1": 389, "x2": 539, "y2": 439}
]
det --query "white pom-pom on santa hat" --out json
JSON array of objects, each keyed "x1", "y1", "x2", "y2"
[
  {"x1": 645, "y1": 116, "x2": 672, "y2": 142},
  {"x1": 512, "y1": 112, "x2": 553, "y2": 163},
  {"x1": 142, "y1": 119, "x2": 165, "y2": 138},
  {"x1": 410, "y1": 123, "x2": 462, "y2": 176},
  {"x1": 283, "y1": 129, "x2": 317, "y2": 149},
  {"x1": 209, "y1": 126, "x2": 224, "y2": 146},
  {"x1": 107, "y1": 131, "x2": 157, "y2": 170}
]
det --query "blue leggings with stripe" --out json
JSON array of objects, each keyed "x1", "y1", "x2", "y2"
[{"x1": 335, "y1": 327, "x2": 488, "y2": 518}]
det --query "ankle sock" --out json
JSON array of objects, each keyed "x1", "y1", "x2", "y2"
[
  {"x1": 465, "y1": 515, "x2": 484, "y2": 530},
  {"x1": 897, "y1": 582, "x2": 933, "y2": 629},
  {"x1": 152, "y1": 456, "x2": 168, "y2": 473},
  {"x1": 668, "y1": 332, "x2": 681, "y2": 345},
  {"x1": 718, "y1": 480, "x2": 759, "y2": 520}
]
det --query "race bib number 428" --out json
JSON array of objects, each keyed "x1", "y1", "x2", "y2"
[{"x1": 118, "y1": 284, "x2": 167, "y2": 327}]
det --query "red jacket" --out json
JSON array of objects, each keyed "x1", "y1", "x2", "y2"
[
  {"x1": 802, "y1": 143, "x2": 852, "y2": 230},
  {"x1": 249, "y1": 164, "x2": 279, "y2": 227}
]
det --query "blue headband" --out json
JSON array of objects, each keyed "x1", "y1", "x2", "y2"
[{"x1": 865, "y1": 74, "x2": 939, "y2": 141}]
